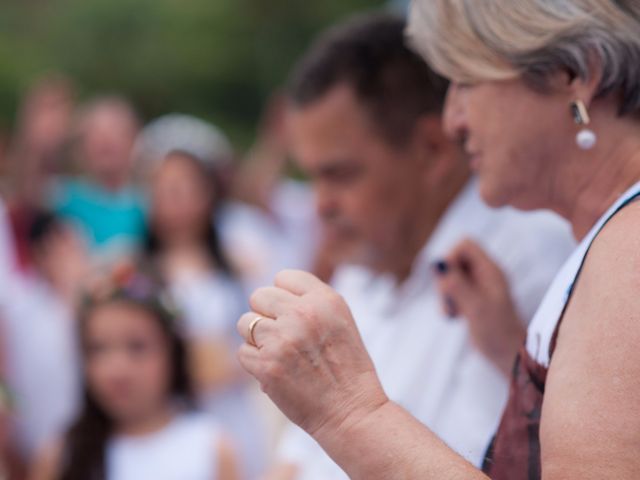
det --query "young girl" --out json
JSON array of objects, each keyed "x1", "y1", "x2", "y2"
[
  {"x1": 29, "y1": 267, "x2": 240, "y2": 480},
  {"x1": 144, "y1": 148, "x2": 266, "y2": 478}
]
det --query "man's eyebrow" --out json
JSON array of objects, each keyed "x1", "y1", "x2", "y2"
[{"x1": 316, "y1": 158, "x2": 362, "y2": 175}]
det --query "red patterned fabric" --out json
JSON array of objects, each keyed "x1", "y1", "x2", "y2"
[{"x1": 482, "y1": 344, "x2": 548, "y2": 480}]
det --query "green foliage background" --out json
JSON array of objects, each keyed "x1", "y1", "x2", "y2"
[{"x1": 0, "y1": 0, "x2": 387, "y2": 147}]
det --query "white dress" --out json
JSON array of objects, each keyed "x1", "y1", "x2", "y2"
[{"x1": 107, "y1": 413, "x2": 220, "y2": 480}]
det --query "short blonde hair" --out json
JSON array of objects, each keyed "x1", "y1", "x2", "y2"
[{"x1": 407, "y1": 0, "x2": 640, "y2": 115}]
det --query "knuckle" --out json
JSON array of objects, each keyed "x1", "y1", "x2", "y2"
[
  {"x1": 327, "y1": 291, "x2": 346, "y2": 310},
  {"x1": 236, "y1": 345, "x2": 249, "y2": 363},
  {"x1": 249, "y1": 288, "x2": 266, "y2": 308},
  {"x1": 274, "y1": 270, "x2": 288, "y2": 284},
  {"x1": 236, "y1": 314, "x2": 250, "y2": 335},
  {"x1": 237, "y1": 345, "x2": 255, "y2": 370},
  {"x1": 284, "y1": 329, "x2": 309, "y2": 351},
  {"x1": 291, "y1": 302, "x2": 314, "y2": 322},
  {"x1": 262, "y1": 334, "x2": 288, "y2": 358}
]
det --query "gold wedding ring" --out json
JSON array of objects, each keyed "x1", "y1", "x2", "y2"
[{"x1": 248, "y1": 315, "x2": 264, "y2": 347}]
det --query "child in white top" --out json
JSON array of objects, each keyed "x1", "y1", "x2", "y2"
[{"x1": 29, "y1": 267, "x2": 240, "y2": 480}]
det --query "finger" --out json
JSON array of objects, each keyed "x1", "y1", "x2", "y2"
[
  {"x1": 434, "y1": 273, "x2": 462, "y2": 318},
  {"x1": 435, "y1": 267, "x2": 477, "y2": 315},
  {"x1": 274, "y1": 269, "x2": 327, "y2": 296},
  {"x1": 237, "y1": 311, "x2": 275, "y2": 348},
  {"x1": 441, "y1": 241, "x2": 475, "y2": 279},
  {"x1": 250, "y1": 286, "x2": 298, "y2": 318},
  {"x1": 443, "y1": 294, "x2": 459, "y2": 318},
  {"x1": 237, "y1": 343, "x2": 262, "y2": 379},
  {"x1": 449, "y1": 238, "x2": 504, "y2": 282}
]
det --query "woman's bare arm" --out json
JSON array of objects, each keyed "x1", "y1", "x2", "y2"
[{"x1": 540, "y1": 205, "x2": 640, "y2": 479}]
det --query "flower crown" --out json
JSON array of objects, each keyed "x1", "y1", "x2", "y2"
[{"x1": 81, "y1": 262, "x2": 182, "y2": 330}]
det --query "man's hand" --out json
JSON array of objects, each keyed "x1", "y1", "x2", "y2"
[{"x1": 434, "y1": 238, "x2": 525, "y2": 376}]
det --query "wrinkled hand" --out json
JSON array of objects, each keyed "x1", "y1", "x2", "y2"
[
  {"x1": 434, "y1": 238, "x2": 525, "y2": 376},
  {"x1": 237, "y1": 270, "x2": 388, "y2": 439}
]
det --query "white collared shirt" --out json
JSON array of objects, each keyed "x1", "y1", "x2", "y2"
[{"x1": 277, "y1": 180, "x2": 575, "y2": 478}]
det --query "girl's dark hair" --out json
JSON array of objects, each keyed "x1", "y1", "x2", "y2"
[
  {"x1": 59, "y1": 268, "x2": 194, "y2": 480},
  {"x1": 144, "y1": 150, "x2": 233, "y2": 275}
]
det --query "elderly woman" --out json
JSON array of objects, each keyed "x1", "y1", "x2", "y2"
[{"x1": 237, "y1": 1, "x2": 640, "y2": 479}]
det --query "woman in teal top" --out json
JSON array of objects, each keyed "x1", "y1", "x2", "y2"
[{"x1": 53, "y1": 96, "x2": 145, "y2": 262}]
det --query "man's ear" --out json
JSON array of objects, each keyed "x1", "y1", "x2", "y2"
[{"x1": 412, "y1": 114, "x2": 458, "y2": 187}]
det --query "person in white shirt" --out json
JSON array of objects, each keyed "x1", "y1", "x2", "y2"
[
  {"x1": 29, "y1": 268, "x2": 240, "y2": 480},
  {"x1": 135, "y1": 112, "x2": 320, "y2": 299},
  {"x1": 2, "y1": 211, "x2": 86, "y2": 459},
  {"x1": 136, "y1": 119, "x2": 271, "y2": 479},
  {"x1": 267, "y1": 13, "x2": 575, "y2": 480},
  {"x1": 0, "y1": 199, "x2": 29, "y2": 478}
]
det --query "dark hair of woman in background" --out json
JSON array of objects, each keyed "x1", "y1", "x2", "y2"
[{"x1": 143, "y1": 149, "x2": 233, "y2": 278}]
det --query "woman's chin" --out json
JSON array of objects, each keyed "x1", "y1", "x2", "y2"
[{"x1": 478, "y1": 180, "x2": 512, "y2": 209}]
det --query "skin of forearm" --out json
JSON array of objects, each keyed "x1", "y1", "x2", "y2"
[{"x1": 313, "y1": 400, "x2": 488, "y2": 480}]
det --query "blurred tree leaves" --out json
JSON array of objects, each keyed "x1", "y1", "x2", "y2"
[{"x1": 0, "y1": 0, "x2": 384, "y2": 147}]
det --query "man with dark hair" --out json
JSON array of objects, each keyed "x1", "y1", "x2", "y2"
[
  {"x1": 289, "y1": 13, "x2": 447, "y2": 149},
  {"x1": 265, "y1": 12, "x2": 574, "y2": 480},
  {"x1": 286, "y1": 13, "x2": 455, "y2": 278}
]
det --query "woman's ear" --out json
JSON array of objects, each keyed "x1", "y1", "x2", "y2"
[
  {"x1": 544, "y1": 50, "x2": 603, "y2": 108},
  {"x1": 568, "y1": 51, "x2": 604, "y2": 107}
]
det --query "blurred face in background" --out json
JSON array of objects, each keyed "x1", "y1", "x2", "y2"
[
  {"x1": 32, "y1": 222, "x2": 89, "y2": 298},
  {"x1": 150, "y1": 152, "x2": 214, "y2": 244},
  {"x1": 19, "y1": 75, "x2": 75, "y2": 161},
  {"x1": 78, "y1": 100, "x2": 139, "y2": 189},
  {"x1": 288, "y1": 84, "x2": 432, "y2": 271},
  {"x1": 83, "y1": 302, "x2": 172, "y2": 424}
]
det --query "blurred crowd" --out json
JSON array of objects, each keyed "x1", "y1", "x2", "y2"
[{"x1": 0, "y1": 73, "x2": 322, "y2": 480}]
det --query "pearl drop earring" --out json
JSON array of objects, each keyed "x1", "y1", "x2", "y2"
[{"x1": 570, "y1": 100, "x2": 597, "y2": 150}]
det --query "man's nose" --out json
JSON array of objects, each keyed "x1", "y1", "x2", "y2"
[{"x1": 315, "y1": 186, "x2": 339, "y2": 222}]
